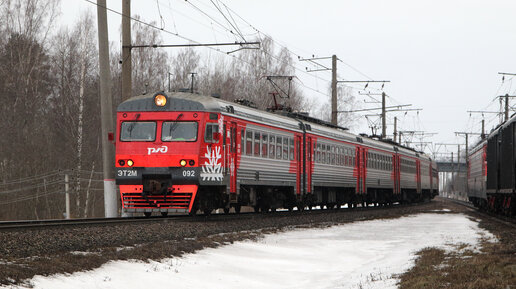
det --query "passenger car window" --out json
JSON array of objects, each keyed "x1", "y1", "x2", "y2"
[
  {"x1": 283, "y1": 138, "x2": 289, "y2": 160},
  {"x1": 261, "y1": 134, "x2": 268, "y2": 157},
  {"x1": 269, "y1": 136, "x2": 275, "y2": 158},
  {"x1": 289, "y1": 138, "x2": 294, "y2": 160},
  {"x1": 276, "y1": 136, "x2": 283, "y2": 159},
  {"x1": 246, "y1": 131, "x2": 252, "y2": 156},
  {"x1": 254, "y1": 131, "x2": 261, "y2": 157}
]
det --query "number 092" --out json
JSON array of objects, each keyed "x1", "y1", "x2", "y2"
[{"x1": 182, "y1": 170, "x2": 195, "y2": 177}]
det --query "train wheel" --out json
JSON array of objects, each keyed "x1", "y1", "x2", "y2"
[
  {"x1": 144, "y1": 212, "x2": 152, "y2": 217},
  {"x1": 254, "y1": 205, "x2": 260, "y2": 213},
  {"x1": 296, "y1": 205, "x2": 304, "y2": 212},
  {"x1": 223, "y1": 208, "x2": 230, "y2": 214},
  {"x1": 161, "y1": 212, "x2": 168, "y2": 217},
  {"x1": 234, "y1": 204, "x2": 241, "y2": 213},
  {"x1": 203, "y1": 209, "x2": 212, "y2": 216}
]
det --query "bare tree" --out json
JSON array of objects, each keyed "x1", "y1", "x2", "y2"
[
  {"x1": 314, "y1": 85, "x2": 361, "y2": 129},
  {"x1": 47, "y1": 11, "x2": 98, "y2": 218},
  {"x1": 170, "y1": 48, "x2": 200, "y2": 92},
  {"x1": 131, "y1": 15, "x2": 168, "y2": 96}
]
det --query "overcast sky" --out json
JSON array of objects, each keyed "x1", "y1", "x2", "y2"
[{"x1": 61, "y1": 0, "x2": 516, "y2": 158}]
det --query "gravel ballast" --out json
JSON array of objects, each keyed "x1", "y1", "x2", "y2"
[{"x1": 0, "y1": 199, "x2": 463, "y2": 285}]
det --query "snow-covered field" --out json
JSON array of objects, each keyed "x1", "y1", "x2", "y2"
[{"x1": 8, "y1": 213, "x2": 494, "y2": 289}]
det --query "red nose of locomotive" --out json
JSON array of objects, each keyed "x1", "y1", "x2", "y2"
[{"x1": 115, "y1": 93, "x2": 207, "y2": 214}]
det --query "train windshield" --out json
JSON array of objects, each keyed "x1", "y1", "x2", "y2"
[
  {"x1": 162, "y1": 121, "x2": 198, "y2": 142},
  {"x1": 120, "y1": 122, "x2": 156, "y2": 141}
]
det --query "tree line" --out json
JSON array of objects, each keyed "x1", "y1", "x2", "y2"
[{"x1": 0, "y1": 0, "x2": 312, "y2": 220}]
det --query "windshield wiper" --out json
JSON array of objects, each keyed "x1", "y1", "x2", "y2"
[
  {"x1": 127, "y1": 113, "x2": 141, "y2": 137},
  {"x1": 168, "y1": 113, "x2": 184, "y2": 137}
]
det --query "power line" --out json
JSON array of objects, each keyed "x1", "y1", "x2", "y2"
[
  {"x1": 0, "y1": 170, "x2": 64, "y2": 186},
  {"x1": 0, "y1": 190, "x2": 64, "y2": 205},
  {"x1": 0, "y1": 179, "x2": 65, "y2": 195},
  {"x1": 84, "y1": 0, "x2": 332, "y2": 99}
]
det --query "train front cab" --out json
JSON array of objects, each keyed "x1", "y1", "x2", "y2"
[{"x1": 115, "y1": 94, "x2": 228, "y2": 216}]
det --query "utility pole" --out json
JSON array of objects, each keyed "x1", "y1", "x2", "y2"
[
  {"x1": 398, "y1": 131, "x2": 436, "y2": 149},
  {"x1": 393, "y1": 116, "x2": 397, "y2": 143},
  {"x1": 494, "y1": 94, "x2": 516, "y2": 122},
  {"x1": 455, "y1": 131, "x2": 482, "y2": 195},
  {"x1": 168, "y1": 72, "x2": 171, "y2": 92},
  {"x1": 299, "y1": 55, "x2": 336, "y2": 124},
  {"x1": 451, "y1": 151, "x2": 454, "y2": 195},
  {"x1": 190, "y1": 72, "x2": 197, "y2": 93},
  {"x1": 481, "y1": 119, "x2": 485, "y2": 139},
  {"x1": 505, "y1": 94, "x2": 509, "y2": 121},
  {"x1": 64, "y1": 173, "x2": 70, "y2": 219},
  {"x1": 331, "y1": 55, "x2": 337, "y2": 125},
  {"x1": 121, "y1": 0, "x2": 132, "y2": 101},
  {"x1": 381, "y1": 92, "x2": 386, "y2": 138},
  {"x1": 97, "y1": 0, "x2": 117, "y2": 218},
  {"x1": 467, "y1": 110, "x2": 499, "y2": 138}
]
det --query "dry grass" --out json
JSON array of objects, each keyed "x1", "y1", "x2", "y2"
[{"x1": 399, "y1": 204, "x2": 516, "y2": 289}]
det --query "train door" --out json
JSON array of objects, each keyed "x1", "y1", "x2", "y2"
[
  {"x1": 396, "y1": 154, "x2": 401, "y2": 194},
  {"x1": 416, "y1": 160, "x2": 421, "y2": 194},
  {"x1": 355, "y1": 146, "x2": 366, "y2": 194},
  {"x1": 229, "y1": 122, "x2": 238, "y2": 194},
  {"x1": 355, "y1": 147, "x2": 361, "y2": 194},
  {"x1": 429, "y1": 163, "x2": 433, "y2": 192},
  {"x1": 296, "y1": 135, "x2": 302, "y2": 195},
  {"x1": 306, "y1": 137, "x2": 313, "y2": 194},
  {"x1": 395, "y1": 154, "x2": 401, "y2": 195},
  {"x1": 223, "y1": 122, "x2": 228, "y2": 175},
  {"x1": 362, "y1": 148, "x2": 367, "y2": 194}
]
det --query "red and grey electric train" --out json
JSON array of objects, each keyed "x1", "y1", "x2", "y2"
[
  {"x1": 467, "y1": 113, "x2": 516, "y2": 216},
  {"x1": 115, "y1": 92, "x2": 438, "y2": 216}
]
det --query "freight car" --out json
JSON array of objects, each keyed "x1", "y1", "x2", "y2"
[
  {"x1": 115, "y1": 92, "x2": 438, "y2": 216},
  {"x1": 467, "y1": 114, "x2": 516, "y2": 216}
]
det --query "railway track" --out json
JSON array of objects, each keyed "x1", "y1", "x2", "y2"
[
  {"x1": 0, "y1": 201, "x2": 426, "y2": 231},
  {"x1": 0, "y1": 215, "x2": 181, "y2": 230},
  {"x1": 444, "y1": 197, "x2": 516, "y2": 229}
]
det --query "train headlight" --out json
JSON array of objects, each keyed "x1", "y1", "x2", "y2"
[
  {"x1": 127, "y1": 159, "x2": 134, "y2": 167},
  {"x1": 154, "y1": 94, "x2": 167, "y2": 107},
  {"x1": 118, "y1": 160, "x2": 126, "y2": 166},
  {"x1": 189, "y1": 160, "x2": 195, "y2": 166},
  {"x1": 180, "y1": 159, "x2": 187, "y2": 167}
]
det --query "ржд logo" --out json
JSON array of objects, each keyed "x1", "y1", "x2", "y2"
[{"x1": 147, "y1": 146, "x2": 168, "y2": 155}]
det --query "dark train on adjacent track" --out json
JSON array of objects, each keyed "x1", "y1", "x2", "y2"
[
  {"x1": 468, "y1": 114, "x2": 516, "y2": 216},
  {"x1": 115, "y1": 92, "x2": 438, "y2": 216}
]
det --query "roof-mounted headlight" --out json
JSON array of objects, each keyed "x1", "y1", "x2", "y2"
[{"x1": 154, "y1": 94, "x2": 167, "y2": 107}]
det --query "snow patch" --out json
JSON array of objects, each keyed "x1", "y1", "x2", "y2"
[
  {"x1": 431, "y1": 208, "x2": 451, "y2": 212},
  {"x1": 6, "y1": 213, "x2": 495, "y2": 289}
]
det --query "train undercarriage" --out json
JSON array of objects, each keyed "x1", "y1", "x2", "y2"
[{"x1": 470, "y1": 193, "x2": 515, "y2": 216}]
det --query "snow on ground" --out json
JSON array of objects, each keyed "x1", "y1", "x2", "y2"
[{"x1": 8, "y1": 213, "x2": 494, "y2": 289}]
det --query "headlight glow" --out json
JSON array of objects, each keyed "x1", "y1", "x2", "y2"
[{"x1": 154, "y1": 94, "x2": 167, "y2": 107}]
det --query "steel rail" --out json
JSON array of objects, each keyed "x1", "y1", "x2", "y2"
[
  {"x1": 0, "y1": 201, "x2": 428, "y2": 231},
  {"x1": 445, "y1": 197, "x2": 516, "y2": 228}
]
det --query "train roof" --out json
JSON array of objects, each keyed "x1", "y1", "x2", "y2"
[
  {"x1": 118, "y1": 91, "x2": 304, "y2": 131},
  {"x1": 118, "y1": 91, "x2": 432, "y2": 161},
  {"x1": 468, "y1": 111, "x2": 516, "y2": 157}
]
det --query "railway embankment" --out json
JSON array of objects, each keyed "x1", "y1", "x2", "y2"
[{"x1": 0, "y1": 198, "x2": 512, "y2": 287}]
